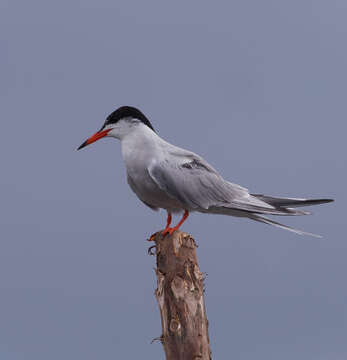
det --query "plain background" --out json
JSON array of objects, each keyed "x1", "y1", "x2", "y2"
[{"x1": 1, "y1": 0, "x2": 346, "y2": 359}]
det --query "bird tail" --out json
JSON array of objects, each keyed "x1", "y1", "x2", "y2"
[
  {"x1": 248, "y1": 214, "x2": 322, "y2": 238},
  {"x1": 202, "y1": 195, "x2": 333, "y2": 237}
]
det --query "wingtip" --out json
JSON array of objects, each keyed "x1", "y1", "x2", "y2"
[
  {"x1": 324, "y1": 199, "x2": 334, "y2": 204},
  {"x1": 312, "y1": 198, "x2": 334, "y2": 204}
]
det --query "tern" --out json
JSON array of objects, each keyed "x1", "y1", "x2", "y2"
[{"x1": 78, "y1": 106, "x2": 333, "y2": 238}]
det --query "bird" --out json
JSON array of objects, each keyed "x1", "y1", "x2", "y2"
[{"x1": 78, "y1": 106, "x2": 333, "y2": 238}]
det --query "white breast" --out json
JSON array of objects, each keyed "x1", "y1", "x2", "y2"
[{"x1": 120, "y1": 125, "x2": 183, "y2": 212}]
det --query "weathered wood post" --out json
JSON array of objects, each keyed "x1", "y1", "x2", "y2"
[{"x1": 149, "y1": 230, "x2": 212, "y2": 360}]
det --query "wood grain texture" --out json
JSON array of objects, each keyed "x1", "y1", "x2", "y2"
[{"x1": 151, "y1": 230, "x2": 212, "y2": 360}]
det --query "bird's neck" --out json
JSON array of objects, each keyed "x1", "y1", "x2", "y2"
[{"x1": 120, "y1": 124, "x2": 162, "y2": 166}]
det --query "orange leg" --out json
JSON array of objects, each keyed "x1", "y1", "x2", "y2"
[
  {"x1": 166, "y1": 210, "x2": 189, "y2": 236},
  {"x1": 161, "y1": 212, "x2": 173, "y2": 236},
  {"x1": 149, "y1": 212, "x2": 173, "y2": 241}
]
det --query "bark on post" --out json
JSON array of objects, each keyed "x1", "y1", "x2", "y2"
[{"x1": 150, "y1": 230, "x2": 212, "y2": 360}]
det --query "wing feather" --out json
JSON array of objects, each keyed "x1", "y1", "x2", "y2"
[{"x1": 147, "y1": 152, "x2": 294, "y2": 215}]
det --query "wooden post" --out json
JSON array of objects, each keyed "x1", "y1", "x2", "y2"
[{"x1": 149, "y1": 230, "x2": 212, "y2": 360}]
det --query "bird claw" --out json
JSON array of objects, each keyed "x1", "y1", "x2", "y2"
[
  {"x1": 148, "y1": 227, "x2": 175, "y2": 242},
  {"x1": 162, "y1": 227, "x2": 175, "y2": 236},
  {"x1": 148, "y1": 232, "x2": 158, "y2": 242}
]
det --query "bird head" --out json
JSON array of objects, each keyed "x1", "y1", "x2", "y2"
[{"x1": 77, "y1": 106, "x2": 155, "y2": 150}]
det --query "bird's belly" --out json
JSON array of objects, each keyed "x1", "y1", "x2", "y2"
[{"x1": 127, "y1": 172, "x2": 183, "y2": 212}]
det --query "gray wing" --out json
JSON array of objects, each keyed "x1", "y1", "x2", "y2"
[{"x1": 147, "y1": 150, "x2": 288, "y2": 214}]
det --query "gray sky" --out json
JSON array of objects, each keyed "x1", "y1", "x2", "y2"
[{"x1": 1, "y1": 0, "x2": 346, "y2": 359}]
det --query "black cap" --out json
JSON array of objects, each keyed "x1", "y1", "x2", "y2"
[{"x1": 104, "y1": 106, "x2": 155, "y2": 132}]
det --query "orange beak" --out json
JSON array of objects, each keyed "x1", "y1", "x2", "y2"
[{"x1": 77, "y1": 128, "x2": 111, "y2": 150}]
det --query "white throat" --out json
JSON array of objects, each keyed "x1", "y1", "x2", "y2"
[{"x1": 120, "y1": 123, "x2": 162, "y2": 165}]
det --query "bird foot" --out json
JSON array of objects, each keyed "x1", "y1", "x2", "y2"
[
  {"x1": 148, "y1": 228, "x2": 176, "y2": 241},
  {"x1": 162, "y1": 227, "x2": 176, "y2": 236},
  {"x1": 148, "y1": 232, "x2": 158, "y2": 242}
]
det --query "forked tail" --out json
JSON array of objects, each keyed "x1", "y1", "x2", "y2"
[{"x1": 248, "y1": 214, "x2": 322, "y2": 238}]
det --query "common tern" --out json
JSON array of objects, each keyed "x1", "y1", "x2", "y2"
[{"x1": 78, "y1": 106, "x2": 333, "y2": 238}]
